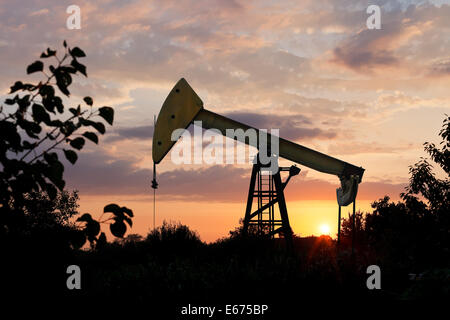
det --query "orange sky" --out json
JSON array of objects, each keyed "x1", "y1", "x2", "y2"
[
  {"x1": 1, "y1": 0, "x2": 449, "y2": 242},
  {"x1": 78, "y1": 195, "x2": 377, "y2": 243}
]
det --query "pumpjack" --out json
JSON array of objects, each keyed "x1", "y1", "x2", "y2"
[{"x1": 152, "y1": 78, "x2": 364, "y2": 246}]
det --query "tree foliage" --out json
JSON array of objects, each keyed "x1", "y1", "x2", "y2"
[
  {"x1": 0, "y1": 42, "x2": 132, "y2": 246},
  {"x1": 74, "y1": 204, "x2": 134, "y2": 249},
  {"x1": 402, "y1": 115, "x2": 449, "y2": 216},
  {"x1": 23, "y1": 189, "x2": 80, "y2": 229},
  {"x1": 341, "y1": 115, "x2": 450, "y2": 270}
]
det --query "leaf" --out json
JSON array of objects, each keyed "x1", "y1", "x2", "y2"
[
  {"x1": 86, "y1": 220, "x2": 100, "y2": 238},
  {"x1": 98, "y1": 106, "x2": 114, "y2": 125},
  {"x1": 58, "y1": 83, "x2": 70, "y2": 98},
  {"x1": 32, "y1": 104, "x2": 50, "y2": 124},
  {"x1": 63, "y1": 149, "x2": 78, "y2": 164},
  {"x1": 79, "y1": 119, "x2": 106, "y2": 134},
  {"x1": 47, "y1": 48, "x2": 56, "y2": 57},
  {"x1": 60, "y1": 66, "x2": 77, "y2": 74},
  {"x1": 22, "y1": 140, "x2": 36, "y2": 150},
  {"x1": 62, "y1": 121, "x2": 76, "y2": 136},
  {"x1": 9, "y1": 82, "x2": 35, "y2": 93},
  {"x1": 69, "y1": 105, "x2": 81, "y2": 116},
  {"x1": 10, "y1": 81, "x2": 24, "y2": 93},
  {"x1": 124, "y1": 216, "x2": 133, "y2": 228},
  {"x1": 48, "y1": 119, "x2": 63, "y2": 127},
  {"x1": 70, "y1": 137, "x2": 85, "y2": 150},
  {"x1": 122, "y1": 206, "x2": 134, "y2": 218},
  {"x1": 92, "y1": 121, "x2": 106, "y2": 134},
  {"x1": 43, "y1": 152, "x2": 58, "y2": 164},
  {"x1": 69, "y1": 108, "x2": 78, "y2": 116},
  {"x1": 77, "y1": 213, "x2": 93, "y2": 222},
  {"x1": 18, "y1": 119, "x2": 42, "y2": 139},
  {"x1": 40, "y1": 48, "x2": 56, "y2": 58},
  {"x1": 46, "y1": 132, "x2": 55, "y2": 140},
  {"x1": 54, "y1": 96, "x2": 64, "y2": 113},
  {"x1": 45, "y1": 158, "x2": 65, "y2": 190},
  {"x1": 27, "y1": 61, "x2": 44, "y2": 74},
  {"x1": 110, "y1": 220, "x2": 126, "y2": 238},
  {"x1": 70, "y1": 47, "x2": 86, "y2": 58},
  {"x1": 17, "y1": 94, "x2": 31, "y2": 110},
  {"x1": 55, "y1": 69, "x2": 72, "y2": 96},
  {"x1": 70, "y1": 59, "x2": 87, "y2": 76},
  {"x1": 82, "y1": 131, "x2": 98, "y2": 144},
  {"x1": 39, "y1": 85, "x2": 55, "y2": 98},
  {"x1": 83, "y1": 96, "x2": 93, "y2": 106},
  {"x1": 42, "y1": 99, "x2": 54, "y2": 113},
  {"x1": 104, "y1": 203, "x2": 121, "y2": 215},
  {"x1": 5, "y1": 96, "x2": 17, "y2": 105}
]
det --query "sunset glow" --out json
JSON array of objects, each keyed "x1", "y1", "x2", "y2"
[
  {"x1": 319, "y1": 224, "x2": 331, "y2": 236},
  {"x1": 1, "y1": 0, "x2": 449, "y2": 242}
]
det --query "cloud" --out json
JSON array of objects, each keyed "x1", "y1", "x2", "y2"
[
  {"x1": 65, "y1": 150, "x2": 151, "y2": 195},
  {"x1": 331, "y1": 23, "x2": 401, "y2": 71},
  {"x1": 327, "y1": 141, "x2": 415, "y2": 155},
  {"x1": 69, "y1": 82, "x2": 127, "y2": 104},
  {"x1": 430, "y1": 58, "x2": 450, "y2": 75},
  {"x1": 223, "y1": 112, "x2": 337, "y2": 141},
  {"x1": 105, "y1": 111, "x2": 337, "y2": 144},
  {"x1": 105, "y1": 125, "x2": 154, "y2": 142},
  {"x1": 333, "y1": 46, "x2": 398, "y2": 70},
  {"x1": 29, "y1": 8, "x2": 49, "y2": 16},
  {"x1": 331, "y1": 5, "x2": 436, "y2": 72},
  {"x1": 285, "y1": 177, "x2": 406, "y2": 202},
  {"x1": 66, "y1": 150, "x2": 404, "y2": 202},
  {"x1": 65, "y1": 150, "x2": 250, "y2": 199}
]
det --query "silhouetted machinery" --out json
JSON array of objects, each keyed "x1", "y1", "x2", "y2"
[{"x1": 152, "y1": 79, "x2": 364, "y2": 246}]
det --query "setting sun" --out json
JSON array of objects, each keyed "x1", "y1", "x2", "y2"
[{"x1": 319, "y1": 224, "x2": 331, "y2": 235}]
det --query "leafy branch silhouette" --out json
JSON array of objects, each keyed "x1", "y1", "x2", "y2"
[{"x1": 0, "y1": 41, "x2": 132, "y2": 247}]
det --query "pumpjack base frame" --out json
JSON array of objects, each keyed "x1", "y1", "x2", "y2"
[{"x1": 242, "y1": 157, "x2": 299, "y2": 247}]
